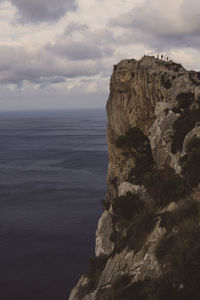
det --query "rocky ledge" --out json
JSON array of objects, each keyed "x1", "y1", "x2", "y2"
[{"x1": 69, "y1": 56, "x2": 200, "y2": 300}]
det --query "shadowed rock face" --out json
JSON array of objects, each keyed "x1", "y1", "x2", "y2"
[{"x1": 69, "y1": 56, "x2": 200, "y2": 300}]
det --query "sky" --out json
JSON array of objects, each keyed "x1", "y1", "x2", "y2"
[{"x1": 1, "y1": 0, "x2": 200, "y2": 110}]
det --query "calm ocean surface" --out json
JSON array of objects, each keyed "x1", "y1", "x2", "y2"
[{"x1": 0, "y1": 109, "x2": 108, "y2": 300}]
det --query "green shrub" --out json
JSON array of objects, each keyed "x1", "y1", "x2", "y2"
[
  {"x1": 176, "y1": 92, "x2": 194, "y2": 109},
  {"x1": 115, "y1": 127, "x2": 150, "y2": 150},
  {"x1": 166, "y1": 62, "x2": 182, "y2": 72},
  {"x1": 186, "y1": 136, "x2": 200, "y2": 153},
  {"x1": 181, "y1": 147, "x2": 200, "y2": 187},
  {"x1": 111, "y1": 196, "x2": 156, "y2": 253},
  {"x1": 101, "y1": 199, "x2": 110, "y2": 211},
  {"x1": 172, "y1": 107, "x2": 182, "y2": 114},
  {"x1": 128, "y1": 151, "x2": 154, "y2": 184},
  {"x1": 143, "y1": 168, "x2": 188, "y2": 207},
  {"x1": 96, "y1": 288, "x2": 112, "y2": 300},
  {"x1": 180, "y1": 139, "x2": 200, "y2": 187},
  {"x1": 112, "y1": 274, "x2": 132, "y2": 290},
  {"x1": 115, "y1": 127, "x2": 154, "y2": 183},
  {"x1": 161, "y1": 73, "x2": 172, "y2": 89},
  {"x1": 112, "y1": 192, "x2": 144, "y2": 220},
  {"x1": 171, "y1": 108, "x2": 200, "y2": 153}
]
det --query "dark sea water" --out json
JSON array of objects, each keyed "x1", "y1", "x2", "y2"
[{"x1": 0, "y1": 109, "x2": 108, "y2": 300}]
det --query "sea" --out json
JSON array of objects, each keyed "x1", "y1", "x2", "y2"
[{"x1": 0, "y1": 109, "x2": 108, "y2": 300}]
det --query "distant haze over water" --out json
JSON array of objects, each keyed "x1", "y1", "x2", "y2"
[{"x1": 0, "y1": 109, "x2": 108, "y2": 299}]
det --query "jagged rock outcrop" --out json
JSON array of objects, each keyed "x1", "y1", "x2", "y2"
[{"x1": 69, "y1": 56, "x2": 200, "y2": 300}]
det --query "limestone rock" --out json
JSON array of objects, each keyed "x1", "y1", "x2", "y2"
[
  {"x1": 148, "y1": 101, "x2": 181, "y2": 172},
  {"x1": 95, "y1": 211, "x2": 114, "y2": 257},
  {"x1": 118, "y1": 182, "x2": 144, "y2": 197}
]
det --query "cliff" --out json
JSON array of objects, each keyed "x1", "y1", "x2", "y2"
[{"x1": 69, "y1": 56, "x2": 200, "y2": 300}]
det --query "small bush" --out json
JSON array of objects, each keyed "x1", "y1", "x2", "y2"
[
  {"x1": 171, "y1": 108, "x2": 200, "y2": 153},
  {"x1": 166, "y1": 62, "x2": 182, "y2": 72},
  {"x1": 112, "y1": 192, "x2": 144, "y2": 220},
  {"x1": 161, "y1": 73, "x2": 172, "y2": 89},
  {"x1": 172, "y1": 107, "x2": 182, "y2": 114},
  {"x1": 101, "y1": 199, "x2": 110, "y2": 211},
  {"x1": 181, "y1": 146, "x2": 200, "y2": 187},
  {"x1": 143, "y1": 168, "x2": 188, "y2": 207},
  {"x1": 186, "y1": 136, "x2": 200, "y2": 153},
  {"x1": 176, "y1": 92, "x2": 194, "y2": 109},
  {"x1": 111, "y1": 196, "x2": 156, "y2": 253},
  {"x1": 115, "y1": 127, "x2": 154, "y2": 183},
  {"x1": 128, "y1": 151, "x2": 154, "y2": 184},
  {"x1": 115, "y1": 127, "x2": 149, "y2": 150},
  {"x1": 112, "y1": 274, "x2": 132, "y2": 290}
]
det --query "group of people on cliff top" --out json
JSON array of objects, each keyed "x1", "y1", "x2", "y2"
[{"x1": 157, "y1": 54, "x2": 169, "y2": 61}]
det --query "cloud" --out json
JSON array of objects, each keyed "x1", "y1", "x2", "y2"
[
  {"x1": 47, "y1": 40, "x2": 102, "y2": 60},
  {"x1": 110, "y1": 0, "x2": 200, "y2": 51},
  {"x1": 10, "y1": 0, "x2": 77, "y2": 23},
  {"x1": 0, "y1": 45, "x2": 100, "y2": 86}
]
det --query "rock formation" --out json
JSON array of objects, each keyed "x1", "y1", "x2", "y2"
[{"x1": 69, "y1": 56, "x2": 200, "y2": 300}]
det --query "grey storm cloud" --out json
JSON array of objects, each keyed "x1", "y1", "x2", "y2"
[
  {"x1": 10, "y1": 0, "x2": 77, "y2": 23},
  {"x1": 110, "y1": 0, "x2": 200, "y2": 51},
  {"x1": 0, "y1": 20, "x2": 115, "y2": 87},
  {"x1": 46, "y1": 23, "x2": 114, "y2": 60},
  {"x1": 0, "y1": 45, "x2": 100, "y2": 86},
  {"x1": 47, "y1": 41, "x2": 102, "y2": 60},
  {"x1": 64, "y1": 22, "x2": 89, "y2": 35}
]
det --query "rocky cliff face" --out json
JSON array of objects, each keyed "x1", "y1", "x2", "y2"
[{"x1": 69, "y1": 56, "x2": 200, "y2": 300}]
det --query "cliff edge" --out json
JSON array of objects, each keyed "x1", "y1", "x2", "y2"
[{"x1": 69, "y1": 56, "x2": 200, "y2": 300}]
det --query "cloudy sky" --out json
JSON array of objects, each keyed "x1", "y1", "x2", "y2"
[{"x1": 0, "y1": 0, "x2": 200, "y2": 110}]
